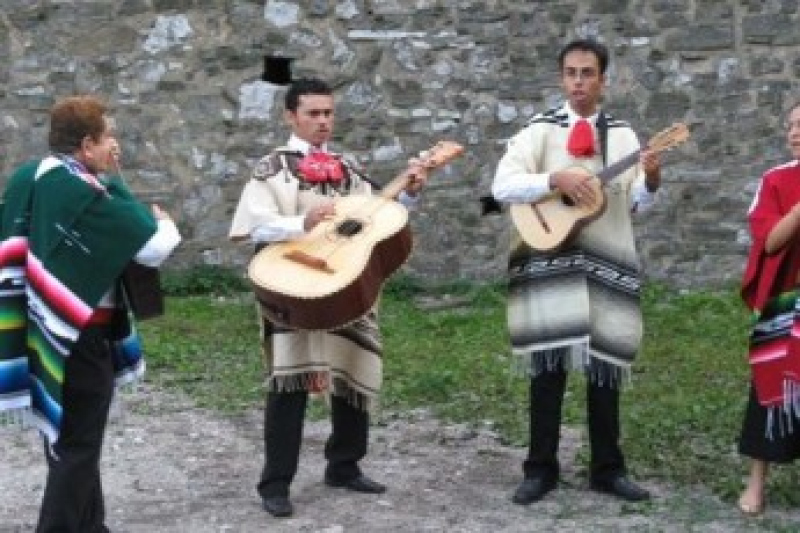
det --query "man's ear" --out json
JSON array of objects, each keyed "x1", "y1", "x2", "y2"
[{"x1": 284, "y1": 110, "x2": 296, "y2": 127}]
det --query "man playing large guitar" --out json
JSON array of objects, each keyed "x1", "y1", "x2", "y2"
[
  {"x1": 229, "y1": 78, "x2": 428, "y2": 518},
  {"x1": 491, "y1": 39, "x2": 663, "y2": 505}
]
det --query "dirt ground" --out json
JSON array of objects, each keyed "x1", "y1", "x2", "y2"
[{"x1": 2, "y1": 382, "x2": 799, "y2": 532}]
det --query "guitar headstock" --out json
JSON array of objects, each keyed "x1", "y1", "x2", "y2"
[
  {"x1": 648, "y1": 123, "x2": 690, "y2": 153},
  {"x1": 419, "y1": 140, "x2": 465, "y2": 169}
]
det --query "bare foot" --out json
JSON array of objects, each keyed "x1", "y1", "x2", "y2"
[{"x1": 737, "y1": 489, "x2": 764, "y2": 516}]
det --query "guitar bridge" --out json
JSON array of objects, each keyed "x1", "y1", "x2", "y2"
[
  {"x1": 531, "y1": 203, "x2": 551, "y2": 233},
  {"x1": 284, "y1": 250, "x2": 334, "y2": 273}
]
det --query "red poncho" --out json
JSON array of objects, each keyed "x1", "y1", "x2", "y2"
[{"x1": 741, "y1": 161, "x2": 800, "y2": 410}]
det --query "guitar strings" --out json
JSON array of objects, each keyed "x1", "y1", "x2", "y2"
[
  {"x1": 298, "y1": 146, "x2": 445, "y2": 263},
  {"x1": 294, "y1": 141, "x2": 463, "y2": 266}
]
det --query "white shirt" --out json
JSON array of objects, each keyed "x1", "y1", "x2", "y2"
[{"x1": 135, "y1": 218, "x2": 182, "y2": 267}]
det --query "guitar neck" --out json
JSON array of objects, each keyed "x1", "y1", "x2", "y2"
[
  {"x1": 380, "y1": 172, "x2": 412, "y2": 200},
  {"x1": 596, "y1": 150, "x2": 641, "y2": 184},
  {"x1": 372, "y1": 140, "x2": 464, "y2": 199}
]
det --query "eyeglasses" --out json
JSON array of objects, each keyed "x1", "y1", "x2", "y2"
[{"x1": 562, "y1": 68, "x2": 600, "y2": 81}]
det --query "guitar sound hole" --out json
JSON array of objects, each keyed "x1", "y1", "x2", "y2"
[{"x1": 336, "y1": 219, "x2": 363, "y2": 237}]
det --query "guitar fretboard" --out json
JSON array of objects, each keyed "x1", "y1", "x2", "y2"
[{"x1": 596, "y1": 150, "x2": 641, "y2": 184}]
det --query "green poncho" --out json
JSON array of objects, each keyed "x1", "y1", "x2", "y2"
[{"x1": 0, "y1": 155, "x2": 156, "y2": 443}]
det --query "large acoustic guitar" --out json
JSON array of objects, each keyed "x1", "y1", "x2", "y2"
[
  {"x1": 511, "y1": 123, "x2": 689, "y2": 252},
  {"x1": 248, "y1": 140, "x2": 464, "y2": 330}
]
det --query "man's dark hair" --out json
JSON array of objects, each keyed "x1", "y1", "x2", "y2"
[
  {"x1": 558, "y1": 39, "x2": 610, "y2": 75},
  {"x1": 285, "y1": 78, "x2": 333, "y2": 112},
  {"x1": 48, "y1": 95, "x2": 107, "y2": 154}
]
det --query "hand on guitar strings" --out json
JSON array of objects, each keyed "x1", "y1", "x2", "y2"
[
  {"x1": 549, "y1": 168, "x2": 596, "y2": 207},
  {"x1": 304, "y1": 201, "x2": 336, "y2": 231}
]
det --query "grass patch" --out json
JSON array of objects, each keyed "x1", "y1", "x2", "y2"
[
  {"x1": 161, "y1": 265, "x2": 249, "y2": 296},
  {"x1": 137, "y1": 279, "x2": 800, "y2": 507},
  {"x1": 139, "y1": 294, "x2": 263, "y2": 411}
]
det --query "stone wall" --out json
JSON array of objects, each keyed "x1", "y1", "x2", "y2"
[{"x1": 1, "y1": 0, "x2": 799, "y2": 288}]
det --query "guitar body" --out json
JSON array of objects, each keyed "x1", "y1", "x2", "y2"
[
  {"x1": 510, "y1": 166, "x2": 606, "y2": 252},
  {"x1": 248, "y1": 195, "x2": 413, "y2": 330}
]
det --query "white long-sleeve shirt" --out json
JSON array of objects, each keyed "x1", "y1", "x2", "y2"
[{"x1": 134, "y1": 218, "x2": 182, "y2": 267}]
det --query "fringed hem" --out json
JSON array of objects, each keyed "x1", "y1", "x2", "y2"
[
  {"x1": 765, "y1": 380, "x2": 800, "y2": 439},
  {"x1": 0, "y1": 406, "x2": 31, "y2": 428},
  {"x1": 514, "y1": 346, "x2": 631, "y2": 389},
  {"x1": 587, "y1": 357, "x2": 631, "y2": 389},
  {"x1": 269, "y1": 372, "x2": 375, "y2": 411},
  {"x1": 515, "y1": 345, "x2": 587, "y2": 376},
  {"x1": 270, "y1": 371, "x2": 328, "y2": 394},
  {"x1": 1, "y1": 398, "x2": 39, "y2": 438},
  {"x1": 114, "y1": 359, "x2": 145, "y2": 388},
  {"x1": 331, "y1": 377, "x2": 374, "y2": 412}
]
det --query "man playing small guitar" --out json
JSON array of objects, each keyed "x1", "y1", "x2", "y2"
[
  {"x1": 491, "y1": 39, "x2": 663, "y2": 505},
  {"x1": 229, "y1": 78, "x2": 428, "y2": 518}
]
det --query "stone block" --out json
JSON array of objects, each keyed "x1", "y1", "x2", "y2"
[{"x1": 664, "y1": 24, "x2": 734, "y2": 51}]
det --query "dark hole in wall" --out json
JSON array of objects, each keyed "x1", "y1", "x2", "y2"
[{"x1": 262, "y1": 56, "x2": 293, "y2": 85}]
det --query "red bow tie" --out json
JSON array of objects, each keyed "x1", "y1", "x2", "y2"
[
  {"x1": 567, "y1": 118, "x2": 596, "y2": 158},
  {"x1": 298, "y1": 151, "x2": 345, "y2": 183}
]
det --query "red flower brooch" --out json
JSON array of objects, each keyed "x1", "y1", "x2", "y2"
[{"x1": 298, "y1": 152, "x2": 345, "y2": 183}]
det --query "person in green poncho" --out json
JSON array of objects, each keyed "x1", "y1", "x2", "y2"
[{"x1": 0, "y1": 95, "x2": 181, "y2": 533}]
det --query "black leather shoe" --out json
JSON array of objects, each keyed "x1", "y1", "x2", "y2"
[
  {"x1": 325, "y1": 474, "x2": 387, "y2": 494},
  {"x1": 591, "y1": 476, "x2": 650, "y2": 502},
  {"x1": 511, "y1": 476, "x2": 557, "y2": 505},
  {"x1": 262, "y1": 495, "x2": 293, "y2": 517}
]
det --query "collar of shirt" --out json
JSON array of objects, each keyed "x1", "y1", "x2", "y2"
[
  {"x1": 287, "y1": 134, "x2": 329, "y2": 156},
  {"x1": 57, "y1": 154, "x2": 108, "y2": 192},
  {"x1": 563, "y1": 102, "x2": 599, "y2": 127}
]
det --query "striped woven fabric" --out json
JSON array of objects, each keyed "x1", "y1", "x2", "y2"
[
  {"x1": 748, "y1": 291, "x2": 800, "y2": 438},
  {"x1": 0, "y1": 157, "x2": 155, "y2": 443},
  {"x1": 496, "y1": 103, "x2": 647, "y2": 387}
]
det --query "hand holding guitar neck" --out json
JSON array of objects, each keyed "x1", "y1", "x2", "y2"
[
  {"x1": 399, "y1": 161, "x2": 429, "y2": 196},
  {"x1": 382, "y1": 141, "x2": 464, "y2": 201},
  {"x1": 640, "y1": 148, "x2": 662, "y2": 191}
]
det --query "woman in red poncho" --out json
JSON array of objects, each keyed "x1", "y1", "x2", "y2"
[{"x1": 738, "y1": 101, "x2": 800, "y2": 515}]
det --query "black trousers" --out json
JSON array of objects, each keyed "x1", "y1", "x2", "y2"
[
  {"x1": 257, "y1": 390, "x2": 369, "y2": 498},
  {"x1": 36, "y1": 326, "x2": 115, "y2": 533},
  {"x1": 524, "y1": 367, "x2": 625, "y2": 483}
]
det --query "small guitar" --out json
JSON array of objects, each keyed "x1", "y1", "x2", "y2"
[
  {"x1": 248, "y1": 140, "x2": 465, "y2": 330},
  {"x1": 510, "y1": 123, "x2": 689, "y2": 252}
]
